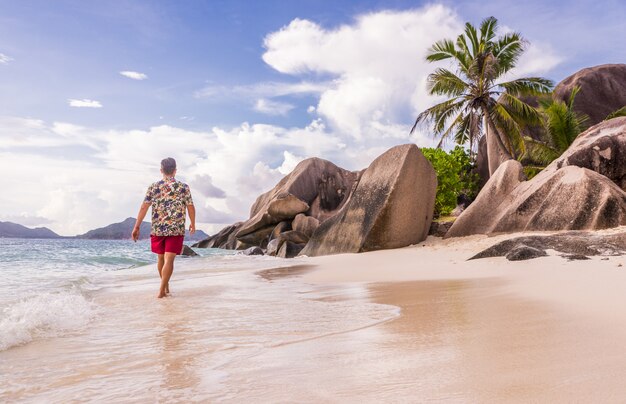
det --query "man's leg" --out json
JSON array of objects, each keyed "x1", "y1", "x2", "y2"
[
  {"x1": 158, "y1": 252, "x2": 176, "y2": 298},
  {"x1": 157, "y1": 254, "x2": 164, "y2": 277},
  {"x1": 156, "y1": 254, "x2": 169, "y2": 294}
]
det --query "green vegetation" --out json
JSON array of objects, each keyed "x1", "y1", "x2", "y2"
[
  {"x1": 522, "y1": 87, "x2": 589, "y2": 176},
  {"x1": 522, "y1": 91, "x2": 625, "y2": 179},
  {"x1": 412, "y1": 16, "x2": 553, "y2": 173},
  {"x1": 605, "y1": 106, "x2": 626, "y2": 120},
  {"x1": 422, "y1": 146, "x2": 478, "y2": 216}
]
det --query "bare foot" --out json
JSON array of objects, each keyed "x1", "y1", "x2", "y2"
[
  {"x1": 157, "y1": 290, "x2": 167, "y2": 298},
  {"x1": 165, "y1": 284, "x2": 170, "y2": 294}
]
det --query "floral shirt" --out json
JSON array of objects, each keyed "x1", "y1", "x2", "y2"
[{"x1": 143, "y1": 177, "x2": 194, "y2": 236}]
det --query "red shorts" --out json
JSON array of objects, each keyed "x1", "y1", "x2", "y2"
[{"x1": 150, "y1": 235, "x2": 185, "y2": 255}]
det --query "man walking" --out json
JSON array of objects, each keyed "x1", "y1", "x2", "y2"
[{"x1": 132, "y1": 157, "x2": 196, "y2": 298}]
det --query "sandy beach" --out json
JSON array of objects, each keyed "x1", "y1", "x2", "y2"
[
  {"x1": 283, "y1": 227, "x2": 626, "y2": 402},
  {"x1": 3, "y1": 229, "x2": 626, "y2": 402}
]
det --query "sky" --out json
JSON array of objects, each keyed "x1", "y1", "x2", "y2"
[{"x1": 1, "y1": 0, "x2": 624, "y2": 235}]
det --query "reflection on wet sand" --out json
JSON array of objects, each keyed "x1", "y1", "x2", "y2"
[
  {"x1": 156, "y1": 299, "x2": 200, "y2": 398},
  {"x1": 210, "y1": 278, "x2": 626, "y2": 402},
  {"x1": 371, "y1": 279, "x2": 626, "y2": 402}
]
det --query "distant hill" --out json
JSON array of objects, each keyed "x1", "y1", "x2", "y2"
[
  {"x1": 0, "y1": 221, "x2": 61, "y2": 239},
  {"x1": 76, "y1": 218, "x2": 209, "y2": 241}
]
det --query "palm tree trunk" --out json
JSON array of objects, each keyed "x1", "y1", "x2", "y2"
[{"x1": 483, "y1": 109, "x2": 513, "y2": 176}]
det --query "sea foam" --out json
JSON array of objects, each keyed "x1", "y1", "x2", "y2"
[{"x1": 0, "y1": 292, "x2": 96, "y2": 351}]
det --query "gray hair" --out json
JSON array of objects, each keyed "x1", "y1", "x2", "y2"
[{"x1": 161, "y1": 157, "x2": 177, "y2": 175}]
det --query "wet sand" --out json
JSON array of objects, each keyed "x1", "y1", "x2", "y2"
[{"x1": 296, "y1": 228, "x2": 626, "y2": 402}]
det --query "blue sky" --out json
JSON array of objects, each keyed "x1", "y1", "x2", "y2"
[{"x1": 1, "y1": 0, "x2": 624, "y2": 235}]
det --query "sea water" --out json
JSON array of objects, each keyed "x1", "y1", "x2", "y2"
[{"x1": 0, "y1": 238, "x2": 398, "y2": 401}]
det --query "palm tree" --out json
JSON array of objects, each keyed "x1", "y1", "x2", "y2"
[
  {"x1": 523, "y1": 87, "x2": 589, "y2": 168},
  {"x1": 411, "y1": 16, "x2": 554, "y2": 175}
]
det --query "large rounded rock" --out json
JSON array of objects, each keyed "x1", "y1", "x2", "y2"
[
  {"x1": 248, "y1": 158, "x2": 358, "y2": 221},
  {"x1": 266, "y1": 193, "x2": 309, "y2": 220},
  {"x1": 300, "y1": 144, "x2": 437, "y2": 256},
  {"x1": 277, "y1": 241, "x2": 304, "y2": 258},
  {"x1": 446, "y1": 160, "x2": 526, "y2": 238},
  {"x1": 292, "y1": 213, "x2": 320, "y2": 238},
  {"x1": 236, "y1": 225, "x2": 274, "y2": 248},
  {"x1": 181, "y1": 245, "x2": 199, "y2": 256},
  {"x1": 242, "y1": 246, "x2": 264, "y2": 256},
  {"x1": 505, "y1": 244, "x2": 547, "y2": 261},
  {"x1": 192, "y1": 222, "x2": 244, "y2": 249},
  {"x1": 269, "y1": 221, "x2": 291, "y2": 241},
  {"x1": 446, "y1": 161, "x2": 626, "y2": 237},
  {"x1": 470, "y1": 230, "x2": 626, "y2": 260},
  {"x1": 554, "y1": 64, "x2": 626, "y2": 125},
  {"x1": 546, "y1": 117, "x2": 626, "y2": 190},
  {"x1": 235, "y1": 158, "x2": 359, "y2": 244},
  {"x1": 266, "y1": 238, "x2": 281, "y2": 256}
]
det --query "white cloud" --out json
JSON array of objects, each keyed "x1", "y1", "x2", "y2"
[
  {"x1": 0, "y1": 117, "x2": 351, "y2": 234},
  {"x1": 119, "y1": 70, "x2": 148, "y2": 80},
  {"x1": 253, "y1": 98, "x2": 295, "y2": 116},
  {"x1": 262, "y1": 5, "x2": 563, "y2": 141},
  {"x1": 194, "y1": 81, "x2": 329, "y2": 99},
  {"x1": 68, "y1": 99, "x2": 103, "y2": 108},
  {"x1": 262, "y1": 6, "x2": 465, "y2": 139},
  {"x1": 191, "y1": 174, "x2": 227, "y2": 198},
  {"x1": 0, "y1": 53, "x2": 13, "y2": 64}
]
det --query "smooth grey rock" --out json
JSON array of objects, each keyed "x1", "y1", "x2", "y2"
[
  {"x1": 505, "y1": 244, "x2": 547, "y2": 261},
  {"x1": 266, "y1": 238, "x2": 282, "y2": 256},
  {"x1": 428, "y1": 221, "x2": 454, "y2": 238},
  {"x1": 292, "y1": 214, "x2": 320, "y2": 238},
  {"x1": 554, "y1": 64, "x2": 626, "y2": 125},
  {"x1": 447, "y1": 160, "x2": 626, "y2": 238},
  {"x1": 277, "y1": 241, "x2": 304, "y2": 258},
  {"x1": 301, "y1": 144, "x2": 437, "y2": 257},
  {"x1": 181, "y1": 245, "x2": 198, "y2": 257},
  {"x1": 470, "y1": 230, "x2": 626, "y2": 260},
  {"x1": 242, "y1": 246, "x2": 264, "y2": 256}
]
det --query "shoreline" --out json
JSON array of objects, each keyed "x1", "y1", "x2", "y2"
[{"x1": 3, "y1": 228, "x2": 626, "y2": 401}]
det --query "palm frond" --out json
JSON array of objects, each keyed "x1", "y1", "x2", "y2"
[
  {"x1": 436, "y1": 111, "x2": 467, "y2": 148},
  {"x1": 497, "y1": 77, "x2": 554, "y2": 96},
  {"x1": 499, "y1": 92, "x2": 543, "y2": 126},
  {"x1": 567, "y1": 86, "x2": 581, "y2": 109},
  {"x1": 492, "y1": 33, "x2": 525, "y2": 74},
  {"x1": 479, "y1": 17, "x2": 498, "y2": 46},
  {"x1": 427, "y1": 68, "x2": 470, "y2": 97},
  {"x1": 541, "y1": 99, "x2": 588, "y2": 151},
  {"x1": 426, "y1": 38, "x2": 460, "y2": 62},
  {"x1": 410, "y1": 98, "x2": 464, "y2": 134},
  {"x1": 605, "y1": 105, "x2": 626, "y2": 120},
  {"x1": 464, "y1": 22, "x2": 480, "y2": 56},
  {"x1": 523, "y1": 136, "x2": 560, "y2": 165}
]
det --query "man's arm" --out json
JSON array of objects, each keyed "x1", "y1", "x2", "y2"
[
  {"x1": 132, "y1": 202, "x2": 150, "y2": 241},
  {"x1": 187, "y1": 204, "x2": 196, "y2": 235}
]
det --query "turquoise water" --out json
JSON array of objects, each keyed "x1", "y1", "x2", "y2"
[
  {"x1": 0, "y1": 238, "x2": 220, "y2": 303},
  {"x1": 0, "y1": 238, "x2": 398, "y2": 401},
  {"x1": 0, "y1": 238, "x2": 231, "y2": 351}
]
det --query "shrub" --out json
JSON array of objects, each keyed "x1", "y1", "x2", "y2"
[{"x1": 421, "y1": 146, "x2": 478, "y2": 216}]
